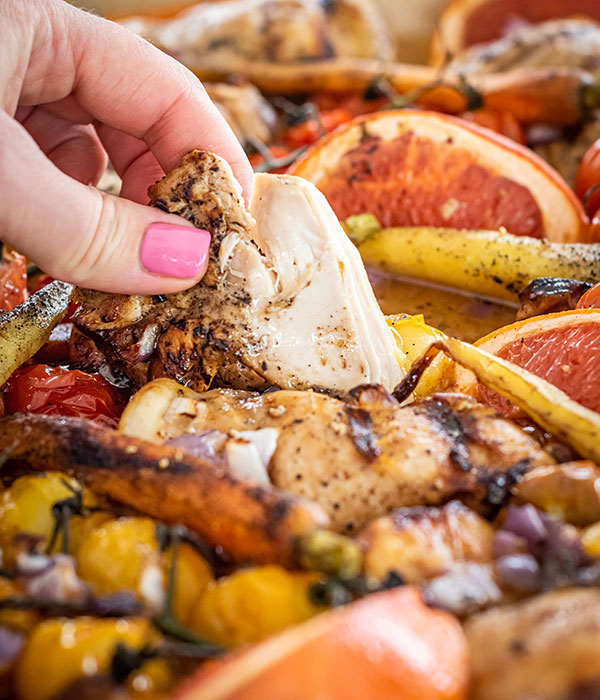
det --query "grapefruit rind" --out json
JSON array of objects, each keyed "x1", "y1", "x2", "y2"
[{"x1": 292, "y1": 110, "x2": 587, "y2": 243}]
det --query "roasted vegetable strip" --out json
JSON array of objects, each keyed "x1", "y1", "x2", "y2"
[
  {"x1": 0, "y1": 281, "x2": 73, "y2": 385},
  {"x1": 0, "y1": 414, "x2": 329, "y2": 567},
  {"x1": 348, "y1": 221, "x2": 600, "y2": 302}
]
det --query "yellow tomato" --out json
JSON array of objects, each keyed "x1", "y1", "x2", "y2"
[
  {"x1": 0, "y1": 473, "x2": 98, "y2": 565},
  {"x1": 76, "y1": 517, "x2": 164, "y2": 607},
  {"x1": 0, "y1": 577, "x2": 39, "y2": 633},
  {"x1": 582, "y1": 521, "x2": 600, "y2": 558},
  {"x1": 165, "y1": 543, "x2": 213, "y2": 626},
  {"x1": 189, "y1": 565, "x2": 324, "y2": 647},
  {"x1": 127, "y1": 658, "x2": 176, "y2": 698},
  {"x1": 16, "y1": 617, "x2": 153, "y2": 700}
]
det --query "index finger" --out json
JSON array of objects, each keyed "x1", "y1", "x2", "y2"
[{"x1": 20, "y1": 0, "x2": 253, "y2": 196}]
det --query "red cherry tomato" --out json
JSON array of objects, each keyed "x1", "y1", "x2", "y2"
[
  {"x1": 575, "y1": 138, "x2": 600, "y2": 217},
  {"x1": 0, "y1": 250, "x2": 27, "y2": 312},
  {"x1": 577, "y1": 282, "x2": 600, "y2": 309},
  {"x1": 282, "y1": 108, "x2": 354, "y2": 149},
  {"x1": 4, "y1": 365, "x2": 124, "y2": 427},
  {"x1": 461, "y1": 109, "x2": 525, "y2": 144},
  {"x1": 312, "y1": 92, "x2": 387, "y2": 116}
]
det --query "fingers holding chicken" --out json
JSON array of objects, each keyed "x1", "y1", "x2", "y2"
[{"x1": 74, "y1": 150, "x2": 404, "y2": 394}]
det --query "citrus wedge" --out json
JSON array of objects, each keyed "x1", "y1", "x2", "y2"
[
  {"x1": 454, "y1": 310, "x2": 600, "y2": 416},
  {"x1": 174, "y1": 587, "x2": 468, "y2": 700},
  {"x1": 431, "y1": 0, "x2": 600, "y2": 63},
  {"x1": 291, "y1": 110, "x2": 589, "y2": 242}
]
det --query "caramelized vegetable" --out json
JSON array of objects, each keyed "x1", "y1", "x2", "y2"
[
  {"x1": 346, "y1": 218, "x2": 600, "y2": 302},
  {"x1": 0, "y1": 281, "x2": 73, "y2": 387}
]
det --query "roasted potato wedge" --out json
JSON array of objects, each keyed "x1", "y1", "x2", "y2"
[
  {"x1": 347, "y1": 219, "x2": 600, "y2": 302},
  {"x1": 0, "y1": 414, "x2": 330, "y2": 567},
  {"x1": 0, "y1": 281, "x2": 73, "y2": 385}
]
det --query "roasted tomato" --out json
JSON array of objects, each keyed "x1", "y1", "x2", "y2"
[
  {"x1": 312, "y1": 92, "x2": 387, "y2": 117},
  {"x1": 575, "y1": 138, "x2": 600, "y2": 217},
  {"x1": 460, "y1": 109, "x2": 525, "y2": 144},
  {"x1": 4, "y1": 364, "x2": 123, "y2": 426},
  {"x1": 282, "y1": 108, "x2": 354, "y2": 149},
  {"x1": 0, "y1": 249, "x2": 27, "y2": 312}
]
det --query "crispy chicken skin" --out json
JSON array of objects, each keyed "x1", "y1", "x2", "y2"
[
  {"x1": 122, "y1": 0, "x2": 392, "y2": 72},
  {"x1": 465, "y1": 588, "x2": 600, "y2": 700},
  {"x1": 121, "y1": 380, "x2": 555, "y2": 532},
  {"x1": 74, "y1": 150, "x2": 403, "y2": 394},
  {"x1": 448, "y1": 19, "x2": 600, "y2": 78},
  {"x1": 357, "y1": 500, "x2": 493, "y2": 583},
  {"x1": 205, "y1": 82, "x2": 277, "y2": 147}
]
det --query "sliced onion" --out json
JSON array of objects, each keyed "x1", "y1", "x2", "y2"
[
  {"x1": 24, "y1": 554, "x2": 89, "y2": 602},
  {"x1": 0, "y1": 627, "x2": 24, "y2": 667},
  {"x1": 232, "y1": 428, "x2": 279, "y2": 468},
  {"x1": 495, "y1": 553, "x2": 541, "y2": 593},
  {"x1": 166, "y1": 430, "x2": 227, "y2": 462},
  {"x1": 422, "y1": 563, "x2": 502, "y2": 616},
  {"x1": 225, "y1": 439, "x2": 270, "y2": 486},
  {"x1": 492, "y1": 530, "x2": 527, "y2": 558},
  {"x1": 502, "y1": 504, "x2": 549, "y2": 557}
]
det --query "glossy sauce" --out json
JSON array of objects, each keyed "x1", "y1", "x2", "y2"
[{"x1": 368, "y1": 267, "x2": 517, "y2": 343}]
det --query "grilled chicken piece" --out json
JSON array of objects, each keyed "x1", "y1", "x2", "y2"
[
  {"x1": 465, "y1": 588, "x2": 600, "y2": 700},
  {"x1": 74, "y1": 150, "x2": 403, "y2": 394},
  {"x1": 122, "y1": 0, "x2": 392, "y2": 75},
  {"x1": 357, "y1": 501, "x2": 493, "y2": 583},
  {"x1": 448, "y1": 19, "x2": 600, "y2": 78},
  {"x1": 120, "y1": 379, "x2": 555, "y2": 532},
  {"x1": 204, "y1": 82, "x2": 277, "y2": 147}
]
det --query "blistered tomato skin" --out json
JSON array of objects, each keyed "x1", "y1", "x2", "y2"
[{"x1": 3, "y1": 364, "x2": 123, "y2": 426}]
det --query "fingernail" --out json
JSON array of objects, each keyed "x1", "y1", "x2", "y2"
[{"x1": 140, "y1": 223, "x2": 211, "y2": 278}]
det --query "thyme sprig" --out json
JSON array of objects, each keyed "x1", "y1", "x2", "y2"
[{"x1": 248, "y1": 138, "x2": 308, "y2": 173}]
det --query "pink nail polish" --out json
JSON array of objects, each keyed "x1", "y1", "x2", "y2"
[{"x1": 141, "y1": 223, "x2": 211, "y2": 278}]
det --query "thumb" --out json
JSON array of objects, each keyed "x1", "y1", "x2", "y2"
[{"x1": 0, "y1": 112, "x2": 210, "y2": 295}]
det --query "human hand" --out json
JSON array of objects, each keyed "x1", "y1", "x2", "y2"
[{"x1": 0, "y1": 0, "x2": 253, "y2": 294}]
